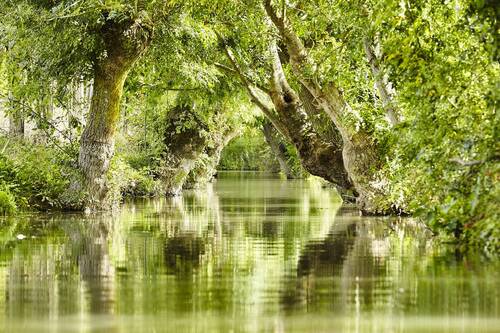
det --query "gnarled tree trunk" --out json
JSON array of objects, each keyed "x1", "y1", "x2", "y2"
[
  {"x1": 263, "y1": 1, "x2": 390, "y2": 212},
  {"x1": 184, "y1": 128, "x2": 239, "y2": 189},
  {"x1": 160, "y1": 105, "x2": 209, "y2": 196},
  {"x1": 77, "y1": 18, "x2": 151, "y2": 209},
  {"x1": 267, "y1": 42, "x2": 352, "y2": 192},
  {"x1": 221, "y1": 41, "x2": 352, "y2": 193}
]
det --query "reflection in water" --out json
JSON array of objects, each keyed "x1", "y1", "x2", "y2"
[
  {"x1": 165, "y1": 234, "x2": 205, "y2": 274},
  {"x1": 0, "y1": 172, "x2": 499, "y2": 333}
]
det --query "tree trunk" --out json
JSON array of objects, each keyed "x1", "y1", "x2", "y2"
[
  {"x1": 267, "y1": 42, "x2": 352, "y2": 192},
  {"x1": 8, "y1": 91, "x2": 24, "y2": 139},
  {"x1": 8, "y1": 115, "x2": 24, "y2": 139},
  {"x1": 221, "y1": 40, "x2": 352, "y2": 193},
  {"x1": 298, "y1": 83, "x2": 343, "y2": 146},
  {"x1": 77, "y1": 19, "x2": 151, "y2": 209},
  {"x1": 363, "y1": 37, "x2": 400, "y2": 126},
  {"x1": 261, "y1": 120, "x2": 295, "y2": 179},
  {"x1": 184, "y1": 128, "x2": 239, "y2": 189},
  {"x1": 263, "y1": 1, "x2": 389, "y2": 212},
  {"x1": 160, "y1": 105, "x2": 209, "y2": 196}
]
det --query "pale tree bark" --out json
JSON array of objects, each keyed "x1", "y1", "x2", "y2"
[
  {"x1": 8, "y1": 115, "x2": 24, "y2": 139},
  {"x1": 8, "y1": 92, "x2": 24, "y2": 139},
  {"x1": 263, "y1": 0, "x2": 390, "y2": 212},
  {"x1": 220, "y1": 39, "x2": 353, "y2": 193},
  {"x1": 77, "y1": 18, "x2": 152, "y2": 209},
  {"x1": 298, "y1": 82, "x2": 343, "y2": 152},
  {"x1": 363, "y1": 37, "x2": 400, "y2": 126}
]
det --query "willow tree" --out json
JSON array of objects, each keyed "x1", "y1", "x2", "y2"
[
  {"x1": 196, "y1": 4, "x2": 352, "y2": 193},
  {"x1": 78, "y1": 13, "x2": 153, "y2": 208},
  {"x1": 1, "y1": 0, "x2": 179, "y2": 209},
  {"x1": 217, "y1": 40, "x2": 351, "y2": 192},
  {"x1": 259, "y1": 0, "x2": 498, "y2": 248},
  {"x1": 259, "y1": 0, "x2": 390, "y2": 212}
]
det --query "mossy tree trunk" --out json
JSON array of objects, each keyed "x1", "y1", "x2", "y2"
[
  {"x1": 160, "y1": 105, "x2": 210, "y2": 196},
  {"x1": 77, "y1": 18, "x2": 151, "y2": 209},
  {"x1": 184, "y1": 128, "x2": 239, "y2": 189}
]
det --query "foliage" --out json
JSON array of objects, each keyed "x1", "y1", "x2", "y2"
[
  {"x1": 376, "y1": 0, "x2": 499, "y2": 253},
  {"x1": 0, "y1": 137, "x2": 81, "y2": 210},
  {"x1": 256, "y1": 0, "x2": 499, "y2": 252},
  {"x1": 218, "y1": 127, "x2": 279, "y2": 172},
  {"x1": 107, "y1": 156, "x2": 162, "y2": 200},
  {"x1": 0, "y1": 187, "x2": 17, "y2": 215}
]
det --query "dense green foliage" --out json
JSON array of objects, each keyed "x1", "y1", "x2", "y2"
[
  {"x1": 378, "y1": 0, "x2": 499, "y2": 251},
  {"x1": 0, "y1": 138, "x2": 78, "y2": 209}
]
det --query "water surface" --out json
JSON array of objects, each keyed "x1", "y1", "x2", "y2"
[{"x1": 0, "y1": 172, "x2": 499, "y2": 332}]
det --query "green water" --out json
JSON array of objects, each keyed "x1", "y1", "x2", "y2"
[{"x1": 0, "y1": 172, "x2": 498, "y2": 333}]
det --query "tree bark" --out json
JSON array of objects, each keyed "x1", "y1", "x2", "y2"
[
  {"x1": 184, "y1": 128, "x2": 239, "y2": 189},
  {"x1": 363, "y1": 37, "x2": 400, "y2": 126},
  {"x1": 267, "y1": 42, "x2": 352, "y2": 191},
  {"x1": 261, "y1": 119, "x2": 295, "y2": 179},
  {"x1": 77, "y1": 18, "x2": 151, "y2": 209},
  {"x1": 220, "y1": 39, "x2": 352, "y2": 193},
  {"x1": 160, "y1": 105, "x2": 209, "y2": 196},
  {"x1": 8, "y1": 91, "x2": 24, "y2": 139},
  {"x1": 298, "y1": 83, "x2": 343, "y2": 153},
  {"x1": 8, "y1": 116, "x2": 24, "y2": 139}
]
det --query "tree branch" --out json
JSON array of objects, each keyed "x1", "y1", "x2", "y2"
[
  {"x1": 213, "y1": 62, "x2": 271, "y2": 95},
  {"x1": 449, "y1": 158, "x2": 484, "y2": 166},
  {"x1": 263, "y1": 0, "x2": 284, "y2": 30}
]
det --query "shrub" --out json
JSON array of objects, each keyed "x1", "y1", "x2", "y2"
[
  {"x1": 0, "y1": 137, "x2": 79, "y2": 210},
  {"x1": 108, "y1": 156, "x2": 161, "y2": 201}
]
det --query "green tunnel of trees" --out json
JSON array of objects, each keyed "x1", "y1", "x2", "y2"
[{"x1": 0, "y1": 0, "x2": 497, "y2": 253}]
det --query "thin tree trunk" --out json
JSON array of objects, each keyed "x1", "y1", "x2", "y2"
[
  {"x1": 261, "y1": 120, "x2": 295, "y2": 179},
  {"x1": 77, "y1": 19, "x2": 151, "y2": 209},
  {"x1": 9, "y1": 116, "x2": 24, "y2": 139},
  {"x1": 363, "y1": 37, "x2": 400, "y2": 126},
  {"x1": 8, "y1": 92, "x2": 24, "y2": 139}
]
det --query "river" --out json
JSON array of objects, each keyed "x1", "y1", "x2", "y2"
[{"x1": 0, "y1": 171, "x2": 498, "y2": 332}]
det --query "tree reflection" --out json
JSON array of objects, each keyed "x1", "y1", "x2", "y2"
[
  {"x1": 165, "y1": 234, "x2": 205, "y2": 274},
  {"x1": 0, "y1": 173, "x2": 498, "y2": 333}
]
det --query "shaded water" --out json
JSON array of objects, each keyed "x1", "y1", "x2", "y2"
[{"x1": 0, "y1": 172, "x2": 499, "y2": 333}]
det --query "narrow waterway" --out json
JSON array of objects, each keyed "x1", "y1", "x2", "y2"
[{"x1": 0, "y1": 172, "x2": 498, "y2": 333}]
